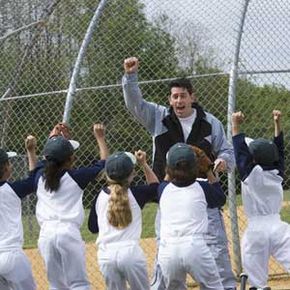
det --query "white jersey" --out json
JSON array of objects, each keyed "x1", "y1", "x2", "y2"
[
  {"x1": 0, "y1": 170, "x2": 37, "y2": 251},
  {"x1": 35, "y1": 160, "x2": 105, "y2": 228},
  {"x1": 96, "y1": 188, "x2": 142, "y2": 245},
  {"x1": 36, "y1": 173, "x2": 85, "y2": 227},
  {"x1": 242, "y1": 165, "x2": 283, "y2": 218},
  {"x1": 159, "y1": 182, "x2": 209, "y2": 239},
  {"x1": 0, "y1": 183, "x2": 23, "y2": 250}
]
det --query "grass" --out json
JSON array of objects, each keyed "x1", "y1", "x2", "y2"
[
  {"x1": 23, "y1": 203, "x2": 158, "y2": 249},
  {"x1": 23, "y1": 195, "x2": 290, "y2": 249}
]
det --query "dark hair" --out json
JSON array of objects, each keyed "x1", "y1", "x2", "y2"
[
  {"x1": 166, "y1": 161, "x2": 197, "y2": 184},
  {"x1": 44, "y1": 157, "x2": 69, "y2": 192},
  {"x1": 0, "y1": 161, "x2": 8, "y2": 179},
  {"x1": 169, "y1": 78, "x2": 194, "y2": 95}
]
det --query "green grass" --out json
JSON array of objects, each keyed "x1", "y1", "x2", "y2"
[
  {"x1": 23, "y1": 196, "x2": 290, "y2": 249},
  {"x1": 23, "y1": 203, "x2": 158, "y2": 249}
]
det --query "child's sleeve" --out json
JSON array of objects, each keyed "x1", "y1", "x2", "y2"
[
  {"x1": 273, "y1": 132, "x2": 284, "y2": 177},
  {"x1": 69, "y1": 160, "x2": 105, "y2": 189},
  {"x1": 232, "y1": 133, "x2": 254, "y2": 180},
  {"x1": 88, "y1": 194, "x2": 99, "y2": 234},
  {"x1": 10, "y1": 162, "x2": 44, "y2": 199},
  {"x1": 198, "y1": 181, "x2": 226, "y2": 208},
  {"x1": 131, "y1": 183, "x2": 159, "y2": 209}
]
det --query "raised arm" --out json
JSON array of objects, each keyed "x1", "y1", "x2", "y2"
[
  {"x1": 122, "y1": 57, "x2": 167, "y2": 135},
  {"x1": 93, "y1": 123, "x2": 109, "y2": 160},
  {"x1": 273, "y1": 110, "x2": 282, "y2": 137},
  {"x1": 272, "y1": 110, "x2": 284, "y2": 176},
  {"x1": 231, "y1": 111, "x2": 244, "y2": 136},
  {"x1": 135, "y1": 150, "x2": 159, "y2": 184},
  {"x1": 231, "y1": 111, "x2": 253, "y2": 180},
  {"x1": 25, "y1": 135, "x2": 37, "y2": 171}
]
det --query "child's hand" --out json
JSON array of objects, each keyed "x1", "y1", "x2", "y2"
[
  {"x1": 25, "y1": 135, "x2": 37, "y2": 151},
  {"x1": 232, "y1": 111, "x2": 244, "y2": 125},
  {"x1": 273, "y1": 110, "x2": 281, "y2": 122},
  {"x1": 93, "y1": 123, "x2": 105, "y2": 140},
  {"x1": 135, "y1": 150, "x2": 147, "y2": 166}
]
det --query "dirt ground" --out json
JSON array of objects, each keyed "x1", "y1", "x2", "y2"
[
  {"x1": 25, "y1": 238, "x2": 290, "y2": 289},
  {"x1": 25, "y1": 205, "x2": 290, "y2": 289}
]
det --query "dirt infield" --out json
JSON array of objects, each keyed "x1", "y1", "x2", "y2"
[
  {"x1": 25, "y1": 238, "x2": 290, "y2": 289},
  {"x1": 25, "y1": 205, "x2": 290, "y2": 289}
]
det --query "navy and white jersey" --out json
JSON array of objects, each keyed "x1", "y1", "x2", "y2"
[
  {"x1": 0, "y1": 170, "x2": 37, "y2": 250},
  {"x1": 233, "y1": 133, "x2": 284, "y2": 218},
  {"x1": 35, "y1": 160, "x2": 105, "y2": 228},
  {"x1": 88, "y1": 183, "x2": 158, "y2": 245},
  {"x1": 158, "y1": 180, "x2": 226, "y2": 239}
]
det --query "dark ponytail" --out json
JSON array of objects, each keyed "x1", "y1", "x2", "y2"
[{"x1": 44, "y1": 159, "x2": 64, "y2": 192}]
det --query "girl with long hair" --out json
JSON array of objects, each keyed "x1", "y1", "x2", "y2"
[
  {"x1": 88, "y1": 150, "x2": 159, "y2": 290},
  {"x1": 35, "y1": 124, "x2": 108, "y2": 290}
]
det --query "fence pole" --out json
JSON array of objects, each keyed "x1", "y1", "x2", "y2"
[
  {"x1": 62, "y1": 0, "x2": 109, "y2": 124},
  {"x1": 227, "y1": 0, "x2": 251, "y2": 276}
]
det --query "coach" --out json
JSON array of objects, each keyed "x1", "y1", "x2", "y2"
[{"x1": 122, "y1": 56, "x2": 236, "y2": 290}]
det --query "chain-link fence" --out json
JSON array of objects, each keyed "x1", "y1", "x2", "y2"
[{"x1": 1, "y1": 0, "x2": 290, "y2": 288}]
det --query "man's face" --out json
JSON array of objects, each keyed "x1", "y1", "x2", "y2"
[{"x1": 169, "y1": 87, "x2": 196, "y2": 118}]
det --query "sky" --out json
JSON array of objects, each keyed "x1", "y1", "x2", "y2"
[{"x1": 141, "y1": 0, "x2": 290, "y2": 88}]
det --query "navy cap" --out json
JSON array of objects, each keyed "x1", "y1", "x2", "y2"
[
  {"x1": 167, "y1": 143, "x2": 196, "y2": 168},
  {"x1": 105, "y1": 152, "x2": 136, "y2": 181},
  {"x1": 0, "y1": 149, "x2": 17, "y2": 165},
  {"x1": 247, "y1": 137, "x2": 279, "y2": 166},
  {"x1": 43, "y1": 136, "x2": 77, "y2": 163}
]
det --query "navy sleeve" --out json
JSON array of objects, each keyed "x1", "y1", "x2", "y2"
[
  {"x1": 273, "y1": 132, "x2": 284, "y2": 177},
  {"x1": 131, "y1": 183, "x2": 159, "y2": 209},
  {"x1": 69, "y1": 160, "x2": 105, "y2": 190},
  {"x1": 10, "y1": 162, "x2": 44, "y2": 199},
  {"x1": 232, "y1": 133, "x2": 255, "y2": 181},
  {"x1": 88, "y1": 193, "x2": 100, "y2": 234},
  {"x1": 198, "y1": 180, "x2": 226, "y2": 208},
  {"x1": 157, "y1": 181, "x2": 170, "y2": 203}
]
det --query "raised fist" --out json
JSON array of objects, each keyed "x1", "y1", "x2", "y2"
[{"x1": 124, "y1": 57, "x2": 139, "y2": 74}]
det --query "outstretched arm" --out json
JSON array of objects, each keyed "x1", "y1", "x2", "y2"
[
  {"x1": 93, "y1": 123, "x2": 109, "y2": 160},
  {"x1": 272, "y1": 110, "x2": 284, "y2": 176},
  {"x1": 135, "y1": 150, "x2": 159, "y2": 184},
  {"x1": 231, "y1": 111, "x2": 254, "y2": 180},
  {"x1": 231, "y1": 111, "x2": 244, "y2": 136},
  {"x1": 122, "y1": 57, "x2": 167, "y2": 135},
  {"x1": 25, "y1": 135, "x2": 37, "y2": 171},
  {"x1": 273, "y1": 110, "x2": 282, "y2": 137}
]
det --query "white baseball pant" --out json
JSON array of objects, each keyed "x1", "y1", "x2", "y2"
[
  {"x1": 158, "y1": 236, "x2": 224, "y2": 290},
  {"x1": 98, "y1": 241, "x2": 150, "y2": 290},
  {"x1": 0, "y1": 249, "x2": 36, "y2": 290},
  {"x1": 38, "y1": 223, "x2": 90, "y2": 290},
  {"x1": 242, "y1": 214, "x2": 290, "y2": 288}
]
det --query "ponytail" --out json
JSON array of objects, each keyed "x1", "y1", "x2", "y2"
[
  {"x1": 107, "y1": 179, "x2": 132, "y2": 229},
  {"x1": 44, "y1": 159, "x2": 63, "y2": 192}
]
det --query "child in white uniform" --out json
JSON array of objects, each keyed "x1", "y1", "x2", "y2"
[
  {"x1": 232, "y1": 110, "x2": 290, "y2": 289},
  {"x1": 35, "y1": 124, "x2": 108, "y2": 290},
  {"x1": 88, "y1": 150, "x2": 159, "y2": 290},
  {"x1": 158, "y1": 143, "x2": 225, "y2": 290},
  {"x1": 0, "y1": 136, "x2": 37, "y2": 290}
]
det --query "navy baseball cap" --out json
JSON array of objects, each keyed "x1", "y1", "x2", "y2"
[
  {"x1": 166, "y1": 143, "x2": 196, "y2": 168},
  {"x1": 246, "y1": 137, "x2": 279, "y2": 166},
  {"x1": 0, "y1": 149, "x2": 17, "y2": 165},
  {"x1": 105, "y1": 152, "x2": 136, "y2": 181},
  {"x1": 43, "y1": 136, "x2": 78, "y2": 163}
]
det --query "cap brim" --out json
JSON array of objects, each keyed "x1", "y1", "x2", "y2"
[
  {"x1": 124, "y1": 152, "x2": 136, "y2": 165},
  {"x1": 7, "y1": 151, "x2": 17, "y2": 158},
  {"x1": 69, "y1": 140, "x2": 80, "y2": 150},
  {"x1": 245, "y1": 137, "x2": 254, "y2": 147}
]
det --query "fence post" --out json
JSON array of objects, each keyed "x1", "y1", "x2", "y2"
[
  {"x1": 227, "y1": 0, "x2": 251, "y2": 276},
  {"x1": 63, "y1": 0, "x2": 109, "y2": 124}
]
